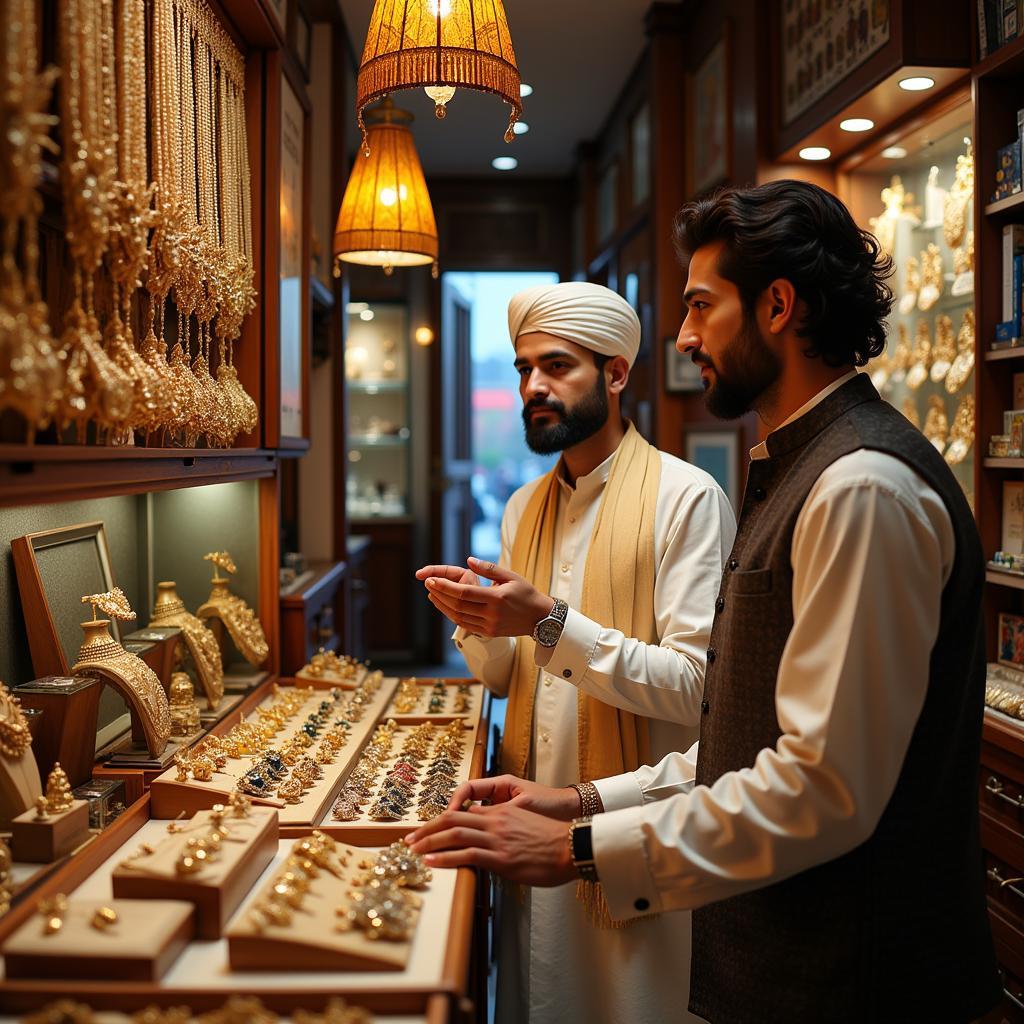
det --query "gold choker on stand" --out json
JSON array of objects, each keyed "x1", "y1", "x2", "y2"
[
  {"x1": 196, "y1": 552, "x2": 268, "y2": 667},
  {"x1": 71, "y1": 588, "x2": 171, "y2": 757},
  {"x1": 149, "y1": 581, "x2": 224, "y2": 709}
]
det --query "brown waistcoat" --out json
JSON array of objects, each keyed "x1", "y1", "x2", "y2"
[{"x1": 689, "y1": 374, "x2": 1000, "y2": 1024}]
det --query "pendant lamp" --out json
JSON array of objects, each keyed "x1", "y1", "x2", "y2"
[
  {"x1": 333, "y1": 98, "x2": 439, "y2": 276},
  {"x1": 356, "y1": 0, "x2": 522, "y2": 155}
]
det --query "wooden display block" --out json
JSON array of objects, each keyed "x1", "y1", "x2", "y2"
[
  {"x1": 122, "y1": 628, "x2": 182, "y2": 694},
  {"x1": 111, "y1": 806, "x2": 279, "y2": 939},
  {"x1": 10, "y1": 800, "x2": 90, "y2": 863},
  {"x1": 226, "y1": 837, "x2": 419, "y2": 972},
  {"x1": 294, "y1": 663, "x2": 369, "y2": 690},
  {"x1": 3, "y1": 898, "x2": 194, "y2": 981},
  {"x1": 382, "y1": 679, "x2": 483, "y2": 725}
]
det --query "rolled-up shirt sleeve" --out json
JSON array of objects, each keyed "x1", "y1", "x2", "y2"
[
  {"x1": 537, "y1": 484, "x2": 736, "y2": 725},
  {"x1": 588, "y1": 452, "x2": 954, "y2": 922}
]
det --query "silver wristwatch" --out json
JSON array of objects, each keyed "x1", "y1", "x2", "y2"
[{"x1": 532, "y1": 598, "x2": 568, "y2": 648}]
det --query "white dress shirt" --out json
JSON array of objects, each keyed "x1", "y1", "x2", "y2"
[
  {"x1": 589, "y1": 372, "x2": 958, "y2": 923},
  {"x1": 454, "y1": 444, "x2": 736, "y2": 1024}
]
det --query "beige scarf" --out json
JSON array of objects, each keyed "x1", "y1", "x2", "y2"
[{"x1": 501, "y1": 423, "x2": 661, "y2": 923}]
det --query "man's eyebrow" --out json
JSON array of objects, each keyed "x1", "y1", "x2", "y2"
[
  {"x1": 683, "y1": 287, "x2": 711, "y2": 302},
  {"x1": 514, "y1": 349, "x2": 578, "y2": 367}
]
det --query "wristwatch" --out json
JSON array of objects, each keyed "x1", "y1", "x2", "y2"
[
  {"x1": 532, "y1": 598, "x2": 568, "y2": 648},
  {"x1": 569, "y1": 816, "x2": 599, "y2": 882}
]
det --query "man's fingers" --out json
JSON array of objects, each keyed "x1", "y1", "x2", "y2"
[
  {"x1": 416, "y1": 564, "x2": 469, "y2": 582},
  {"x1": 467, "y1": 557, "x2": 518, "y2": 584},
  {"x1": 420, "y1": 847, "x2": 502, "y2": 871},
  {"x1": 424, "y1": 576, "x2": 494, "y2": 605},
  {"x1": 426, "y1": 595, "x2": 490, "y2": 632}
]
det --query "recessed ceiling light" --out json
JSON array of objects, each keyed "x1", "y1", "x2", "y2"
[
  {"x1": 899, "y1": 76, "x2": 934, "y2": 91},
  {"x1": 799, "y1": 146, "x2": 831, "y2": 161},
  {"x1": 346, "y1": 302, "x2": 368, "y2": 314},
  {"x1": 492, "y1": 156, "x2": 518, "y2": 171},
  {"x1": 840, "y1": 117, "x2": 874, "y2": 132},
  {"x1": 881, "y1": 146, "x2": 908, "y2": 159},
  {"x1": 512, "y1": 121, "x2": 529, "y2": 135},
  {"x1": 359, "y1": 309, "x2": 375, "y2": 321},
  {"x1": 520, "y1": 83, "x2": 533, "y2": 98}
]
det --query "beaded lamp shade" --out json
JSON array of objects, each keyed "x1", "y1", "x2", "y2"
[
  {"x1": 355, "y1": 0, "x2": 522, "y2": 153},
  {"x1": 333, "y1": 99, "x2": 439, "y2": 274}
]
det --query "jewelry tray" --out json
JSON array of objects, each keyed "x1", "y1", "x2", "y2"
[
  {"x1": 381, "y1": 680, "x2": 484, "y2": 725},
  {"x1": 148, "y1": 679, "x2": 401, "y2": 827},
  {"x1": 0, "y1": 813, "x2": 472, "y2": 1014}
]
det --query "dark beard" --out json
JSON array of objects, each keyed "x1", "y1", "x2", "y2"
[
  {"x1": 699, "y1": 311, "x2": 781, "y2": 420},
  {"x1": 522, "y1": 371, "x2": 609, "y2": 454}
]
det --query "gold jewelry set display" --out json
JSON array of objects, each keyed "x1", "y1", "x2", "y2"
[
  {"x1": 0, "y1": 0, "x2": 257, "y2": 445},
  {"x1": 297, "y1": 649, "x2": 367, "y2": 685},
  {"x1": 331, "y1": 718, "x2": 468, "y2": 823},
  {"x1": 898, "y1": 244, "x2": 945, "y2": 316},
  {"x1": 71, "y1": 588, "x2": 171, "y2": 757},
  {"x1": 37, "y1": 894, "x2": 119, "y2": 936},
  {"x1": 242, "y1": 833, "x2": 428, "y2": 945},
  {"x1": 19, "y1": 996, "x2": 375, "y2": 1024},
  {"x1": 0, "y1": 680, "x2": 32, "y2": 761},
  {"x1": 197, "y1": 552, "x2": 269, "y2": 667},
  {"x1": 388, "y1": 679, "x2": 473, "y2": 716},
  {"x1": 986, "y1": 678, "x2": 1024, "y2": 720}
]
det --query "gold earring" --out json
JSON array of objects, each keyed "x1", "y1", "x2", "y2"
[
  {"x1": 39, "y1": 893, "x2": 68, "y2": 935},
  {"x1": 91, "y1": 906, "x2": 119, "y2": 931}
]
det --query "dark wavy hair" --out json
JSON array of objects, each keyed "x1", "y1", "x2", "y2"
[{"x1": 672, "y1": 180, "x2": 894, "y2": 367}]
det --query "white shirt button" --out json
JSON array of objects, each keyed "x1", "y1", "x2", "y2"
[
  {"x1": 560, "y1": 563, "x2": 570, "y2": 573},
  {"x1": 543, "y1": 675, "x2": 552, "y2": 687},
  {"x1": 541, "y1": 731, "x2": 550, "y2": 743}
]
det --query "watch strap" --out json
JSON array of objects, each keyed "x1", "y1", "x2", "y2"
[{"x1": 569, "y1": 817, "x2": 599, "y2": 882}]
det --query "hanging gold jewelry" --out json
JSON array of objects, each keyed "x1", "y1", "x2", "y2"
[
  {"x1": 889, "y1": 322, "x2": 912, "y2": 383},
  {"x1": 906, "y1": 320, "x2": 932, "y2": 390},
  {"x1": 945, "y1": 309, "x2": 975, "y2": 394},
  {"x1": 943, "y1": 142, "x2": 973, "y2": 249},
  {"x1": 917, "y1": 244, "x2": 943, "y2": 312},
  {"x1": 944, "y1": 395, "x2": 975, "y2": 466},
  {"x1": 930, "y1": 315, "x2": 955, "y2": 383},
  {"x1": 0, "y1": 0, "x2": 62, "y2": 437},
  {"x1": 952, "y1": 229, "x2": 975, "y2": 297},
  {"x1": 898, "y1": 255, "x2": 920, "y2": 315},
  {"x1": 869, "y1": 176, "x2": 920, "y2": 256},
  {"x1": 922, "y1": 395, "x2": 949, "y2": 454}
]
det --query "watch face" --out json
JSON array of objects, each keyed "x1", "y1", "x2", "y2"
[{"x1": 535, "y1": 618, "x2": 563, "y2": 647}]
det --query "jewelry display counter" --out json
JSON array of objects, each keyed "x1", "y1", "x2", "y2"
[{"x1": 0, "y1": 801, "x2": 474, "y2": 1016}]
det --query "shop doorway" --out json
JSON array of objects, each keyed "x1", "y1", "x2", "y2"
[{"x1": 441, "y1": 272, "x2": 559, "y2": 572}]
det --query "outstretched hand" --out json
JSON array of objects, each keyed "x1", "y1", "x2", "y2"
[
  {"x1": 446, "y1": 774, "x2": 582, "y2": 821},
  {"x1": 404, "y1": 802, "x2": 577, "y2": 886},
  {"x1": 416, "y1": 557, "x2": 554, "y2": 638}
]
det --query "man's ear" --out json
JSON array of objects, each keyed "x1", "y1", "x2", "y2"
[
  {"x1": 606, "y1": 355, "x2": 631, "y2": 396},
  {"x1": 763, "y1": 279, "x2": 798, "y2": 335}
]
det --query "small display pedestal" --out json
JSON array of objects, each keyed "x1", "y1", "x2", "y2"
[{"x1": 10, "y1": 799, "x2": 90, "y2": 863}]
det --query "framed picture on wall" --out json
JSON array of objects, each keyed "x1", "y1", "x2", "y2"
[
  {"x1": 684, "y1": 424, "x2": 741, "y2": 510},
  {"x1": 690, "y1": 27, "x2": 731, "y2": 195},
  {"x1": 278, "y1": 68, "x2": 310, "y2": 447},
  {"x1": 664, "y1": 337, "x2": 703, "y2": 393},
  {"x1": 999, "y1": 613, "x2": 1024, "y2": 672}
]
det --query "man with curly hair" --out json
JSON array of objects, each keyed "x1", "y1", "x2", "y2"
[{"x1": 408, "y1": 181, "x2": 1001, "y2": 1023}]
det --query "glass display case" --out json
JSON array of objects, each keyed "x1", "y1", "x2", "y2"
[
  {"x1": 344, "y1": 301, "x2": 412, "y2": 518},
  {"x1": 842, "y1": 98, "x2": 976, "y2": 509}
]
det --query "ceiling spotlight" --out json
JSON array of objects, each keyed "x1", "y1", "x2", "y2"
[
  {"x1": 492, "y1": 156, "x2": 518, "y2": 171},
  {"x1": 359, "y1": 309, "x2": 375, "y2": 321},
  {"x1": 346, "y1": 302, "x2": 369, "y2": 314},
  {"x1": 520, "y1": 83, "x2": 533, "y2": 98},
  {"x1": 881, "y1": 146, "x2": 908, "y2": 159},
  {"x1": 899, "y1": 76, "x2": 934, "y2": 91},
  {"x1": 840, "y1": 117, "x2": 874, "y2": 132},
  {"x1": 799, "y1": 146, "x2": 831, "y2": 161},
  {"x1": 513, "y1": 121, "x2": 529, "y2": 135},
  {"x1": 414, "y1": 326, "x2": 435, "y2": 346}
]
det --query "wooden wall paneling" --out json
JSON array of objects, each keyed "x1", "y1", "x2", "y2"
[{"x1": 262, "y1": 49, "x2": 283, "y2": 449}]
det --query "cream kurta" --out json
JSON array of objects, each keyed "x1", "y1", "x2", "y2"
[{"x1": 455, "y1": 445, "x2": 736, "y2": 1024}]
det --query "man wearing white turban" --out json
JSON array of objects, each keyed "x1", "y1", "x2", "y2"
[{"x1": 416, "y1": 281, "x2": 736, "y2": 1024}]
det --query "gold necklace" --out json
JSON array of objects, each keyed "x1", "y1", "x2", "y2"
[{"x1": 0, "y1": 681, "x2": 31, "y2": 760}]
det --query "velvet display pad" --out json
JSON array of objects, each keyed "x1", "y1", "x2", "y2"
[
  {"x1": 226, "y1": 838, "x2": 420, "y2": 972},
  {"x1": 294, "y1": 664, "x2": 370, "y2": 690},
  {"x1": 3, "y1": 898, "x2": 194, "y2": 981},
  {"x1": 317, "y1": 720, "x2": 479, "y2": 844},
  {"x1": 110, "y1": 806, "x2": 279, "y2": 939},
  {"x1": 382, "y1": 679, "x2": 483, "y2": 724},
  {"x1": 149, "y1": 678, "x2": 399, "y2": 824}
]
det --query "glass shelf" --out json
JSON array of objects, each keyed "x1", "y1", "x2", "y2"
[
  {"x1": 348, "y1": 434, "x2": 409, "y2": 448},
  {"x1": 347, "y1": 381, "x2": 407, "y2": 394}
]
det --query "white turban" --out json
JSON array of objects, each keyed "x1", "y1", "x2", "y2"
[{"x1": 507, "y1": 281, "x2": 641, "y2": 367}]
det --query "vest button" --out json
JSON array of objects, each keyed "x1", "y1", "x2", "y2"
[
  {"x1": 715, "y1": 596, "x2": 725, "y2": 613},
  {"x1": 707, "y1": 647, "x2": 716, "y2": 663},
  {"x1": 563, "y1": 669, "x2": 572, "y2": 679},
  {"x1": 753, "y1": 486, "x2": 766, "y2": 501},
  {"x1": 701, "y1": 699, "x2": 710, "y2": 715},
  {"x1": 634, "y1": 897, "x2": 650, "y2": 912},
  {"x1": 728, "y1": 559, "x2": 739, "y2": 571}
]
